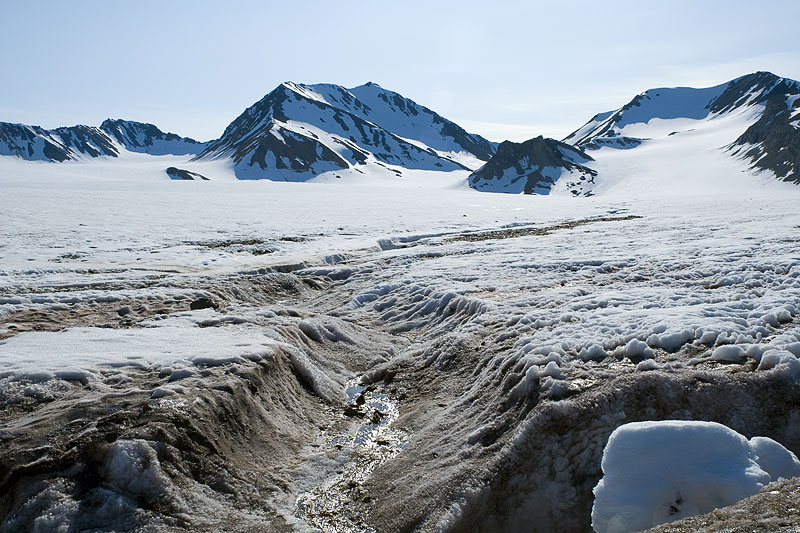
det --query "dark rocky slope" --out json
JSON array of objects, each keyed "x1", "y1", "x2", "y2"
[{"x1": 468, "y1": 136, "x2": 596, "y2": 195}]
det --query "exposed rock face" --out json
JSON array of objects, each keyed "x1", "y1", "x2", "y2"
[
  {"x1": 50, "y1": 125, "x2": 119, "y2": 158},
  {"x1": 726, "y1": 76, "x2": 800, "y2": 183},
  {"x1": 3, "y1": 72, "x2": 798, "y2": 188},
  {"x1": 468, "y1": 136, "x2": 596, "y2": 195},
  {"x1": 580, "y1": 135, "x2": 642, "y2": 151},
  {"x1": 165, "y1": 167, "x2": 209, "y2": 181},
  {"x1": 707, "y1": 71, "x2": 789, "y2": 114},
  {"x1": 100, "y1": 120, "x2": 208, "y2": 156},
  {"x1": 196, "y1": 82, "x2": 496, "y2": 181}
]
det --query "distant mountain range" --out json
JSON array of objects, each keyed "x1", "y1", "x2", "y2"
[
  {"x1": 1, "y1": 72, "x2": 798, "y2": 193},
  {"x1": 0, "y1": 82, "x2": 497, "y2": 181},
  {"x1": 0, "y1": 120, "x2": 206, "y2": 162}
]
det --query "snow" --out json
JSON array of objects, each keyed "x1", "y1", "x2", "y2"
[
  {"x1": 563, "y1": 110, "x2": 615, "y2": 144},
  {"x1": 592, "y1": 420, "x2": 800, "y2": 533},
  {"x1": 586, "y1": 105, "x2": 791, "y2": 196},
  {"x1": 4, "y1": 162, "x2": 800, "y2": 392},
  {"x1": 612, "y1": 85, "x2": 727, "y2": 127},
  {"x1": 563, "y1": 84, "x2": 727, "y2": 147},
  {"x1": 300, "y1": 82, "x2": 492, "y2": 170},
  {"x1": 482, "y1": 76, "x2": 798, "y2": 197},
  {"x1": 0, "y1": 319, "x2": 279, "y2": 383},
  {"x1": 103, "y1": 439, "x2": 169, "y2": 501},
  {"x1": 196, "y1": 81, "x2": 485, "y2": 183},
  {"x1": 470, "y1": 164, "x2": 566, "y2": 194},
  {"x1": 346, "y1": 82, "x2": 493, "y2": 161},
  {"x1": 282, "y1": 82, "x2": 331, "y2": 106}
]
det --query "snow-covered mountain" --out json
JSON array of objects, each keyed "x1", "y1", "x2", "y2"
[
  {"x1": 314, "y1": 82, "x2": 496, "y2": 162},
  {"x1": 726, "y1": 74, "x2": 800, "y2": 183},
  {"x1": 0, "y1": 122, "x2": 118, "y2": 161},
  {"x1": 2, "y1": 72, "x2": 798, "y2": 193},
  {"x1": 0, "y1": 120, "x2": 207, "y2": 162},
  {"x1": 100, "y1": 120, "x2": 208, "y2": 156},
  {"x1": 471, "y1": 71, "x2": 800, "y2": 195},
  {"x1": 468, "y1": 136, "x2": 596, "y2": 195},
  {"x1": 195, "y1": 81, "x2": 496, "y2": 180},
  {"x1": 564, "y1": 71, "x2": 800, "y2": 185},
  {"x1": 0, "y1": 82, "x2": 494, "y2": 184}
]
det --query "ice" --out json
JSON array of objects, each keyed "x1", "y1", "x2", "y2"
[
  {"x1": 103, "y1": 439, "x2": 169, "y2": 502},
  {"x1": 284, "y1": 345, "x2": 342, "y2": 403},
  {"x1": 622, "y1": 339, "x2": 653, "y2": 360},
  {"x1": 711, "y1": 344, "x2": 747, "y2": 362},
  {"x1": 592, "y1": 420, "x2": 800, "y2": 533},
  {"x1": 578, "y1": 343, "x2": 607, "y2": 361},
  {"x1": 0, "y1": 322, "x2": 278, "y2": 382}
]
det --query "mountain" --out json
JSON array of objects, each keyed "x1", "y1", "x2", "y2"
[
  {"x1": 469, "y1": 71, "x2": 800, "y2": 196},
  {"x1": 0, "y1": 123, "x2": 118, "y2": 162},
  {"x1": 195, "y1": 82, "x2": 496, "y2": 181},
  {"x1": 312, "y1": 82, "x2": 496, "y2": 162},
  {"x1": 562, "y1": 83, "x2": 727, "y2": 149},
  {"x1": 2, "y1": 72, "x2": 797, "y2": 191},
  {"x1": 564, "y1": 71, "x2": 800, "y2": 183},
  {"x1": 100, "y1": 120, "x2": 208, "y2": 156},
  {"x1": 468, "y1": 136, "x2": 596, "y2": 195},
  {"x1": 725, "y1": 74, "x2": 800, "y2": 184},
  {"x1": 0, "y1": 120, "x2": 207, "y2": 162},
  {"x1": 0, "y1": 82, "x2": 494, "y2": 183}
]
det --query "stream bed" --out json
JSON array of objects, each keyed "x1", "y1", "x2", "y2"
[{"x1": 294, "y1": 380, "x2": 407, "y2": 532}]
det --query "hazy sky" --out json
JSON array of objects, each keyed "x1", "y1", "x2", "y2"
[{"x1": 2, "y1": 0, "x2": 798, "y2": 142}]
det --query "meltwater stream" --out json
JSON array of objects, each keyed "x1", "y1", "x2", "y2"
[{"x1": 294, "y1": 380, "x2": 407, "y2": 532}]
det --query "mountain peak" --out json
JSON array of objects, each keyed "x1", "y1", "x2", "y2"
[
  {"x1": 564, "y1": 72, "x2": 800, "y2": 150},
  {"x1": 196, "y1": 79, "x2": 496, "y2": 180},
  {"x1": 469, "y1": 136, "x2": 596, "y2": 196}
]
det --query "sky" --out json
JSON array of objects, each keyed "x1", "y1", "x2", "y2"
[{"x1": 1, "y1": 0, "x2": 799, "y2": 142}]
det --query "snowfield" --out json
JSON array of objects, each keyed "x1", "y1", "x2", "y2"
[{"x1": 2, "y1": 153, "x2": 800, "y2": 532}]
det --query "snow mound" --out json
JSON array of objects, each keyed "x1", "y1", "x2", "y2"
[
  {"x1": 592, "y1": 420, "x2": 800, "y2": 532},
  {"x1": 103, "y1": 439, "x2": 169, "y2": 502}
]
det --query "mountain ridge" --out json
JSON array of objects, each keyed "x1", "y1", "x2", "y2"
[
  {"x1": 1, "y1": 72, "x2": 798, "y2": 191},
  {"x1": 0, "y1": 119, "x2": 207, "y2": 162}
]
